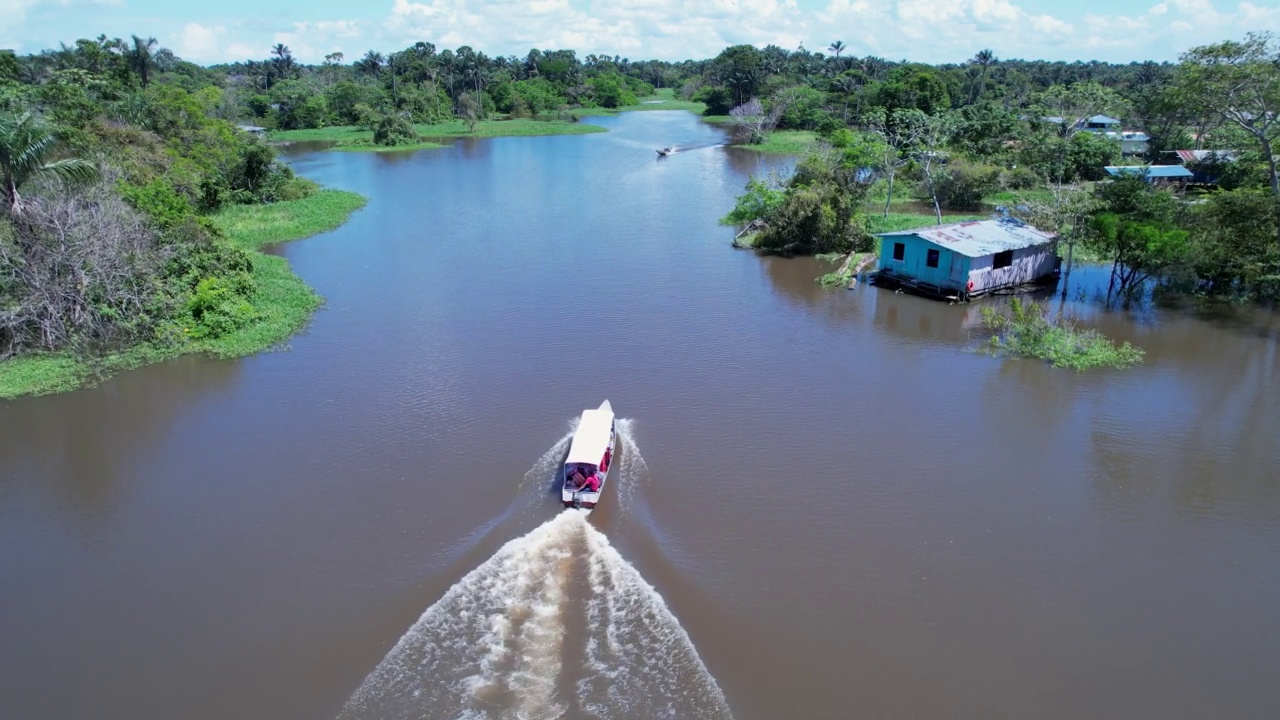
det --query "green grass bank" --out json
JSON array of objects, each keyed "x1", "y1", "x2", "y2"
[
  {"x1": 271, "y1": 118, "x2": 604, "y2": 150},
  {"x1": 733, "y1": 131, "x2": 820, "y2": 155},
  {"x1": 569, "y1": 88, "x2": 708, "y2": 116},
  {"x1": 0, "y1": 189, "x2": 366, "y2": 399}
]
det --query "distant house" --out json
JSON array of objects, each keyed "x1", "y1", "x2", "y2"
[
  {"x1": 1081, "y1": 115, "x2": 1122, "y2": 131},
  {"x1": 236, "y1": 124, "x2": 267, "y2": 136},
  {"x1": 1103, "y1": 165, "x2": 1193, "y2": 186},
  {"x1": 1168, "y1": 149, "x2": 1239, "y2": 164},
  {"x1": 874, "y1": 218, "x2": 1058, "y2": 301},
  {"x1": 1165, "y1": 150, "x2": 1240, "y2": 184},
  {"x1": 1119, "y1": 131, "x2": 1149, "y2": 156}
]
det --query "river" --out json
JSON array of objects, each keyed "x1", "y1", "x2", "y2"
[{"x1": 1, "y1": 110, "x2": 1278, "y2": 719}]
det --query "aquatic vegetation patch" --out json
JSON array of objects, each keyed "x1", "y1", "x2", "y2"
[{"x1": 979, "y1": 298, "x2": 1145, "y2": 371}]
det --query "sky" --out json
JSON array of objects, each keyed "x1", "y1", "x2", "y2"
[{"x1": 3, "y1": 0, "x2": 1278, "y2": 66}]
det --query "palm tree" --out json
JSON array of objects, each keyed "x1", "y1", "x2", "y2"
[
  {"x1": 356, "y1": 50, "x2": 384, "y2": 80},
  {"x1": 1, "y1": 112, "x2": 100, "y2": 216},
  {"x1": 129, "y1": 35, "x2": 158, "y2": 88},
  {"x1": 828, "y1": 40, "x2": 846, "y2": 59},
  {"x1": 971, "y1": 49, "x2": 996, "y2": 103},
  {"x1": 271, "y1": 43, "x2": 296, "y2": 80}
]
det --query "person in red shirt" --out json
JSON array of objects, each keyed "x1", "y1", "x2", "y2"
[{"x1": 584, "y1": 472, "x2": 601, "y2": 493}]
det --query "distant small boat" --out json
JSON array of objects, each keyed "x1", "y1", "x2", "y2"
[
  {"x1": 657, "y1": 146, "x2": 676, "y2": 156},
  {"x1": 561, "y1": 400, "x2": 616, "y2": 510}
]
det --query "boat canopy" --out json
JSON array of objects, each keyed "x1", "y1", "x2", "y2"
[{"x1": 565, "y1": 401, "x2": 614, "y2": 466}]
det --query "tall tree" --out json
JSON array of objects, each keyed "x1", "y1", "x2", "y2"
[
  {"x1": 356, "y1": 50, "x2": 384, "y2": 81},
  {"x1": 970, "y1": 49, "x2": 996, "y2": 103},
  {"x1": 128, "y1": 35, "x2": 157, "y2": 88},
  {"x1": 1177, "y1": 33, "x2": 1280, "y2": 245},
  {"x1": 271, "y1": 44, "x2": 296, "y2": 80},
  {"x1": 828, "y1": 40, "x2": 846, "y2": 59},
  {"x1": 0, "y1": 112, "x2": 100, "y2": 216}
]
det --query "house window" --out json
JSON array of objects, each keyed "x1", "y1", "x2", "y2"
[
  {"x1": 926, "y1": 249, "x2": 940, "y2": 268},
  {"x1": 892, "y1": 242, "x2": 905, "y2": 261},
  {"x1": 993, "y1": 250, "x2": 1014, "y2": 269}
]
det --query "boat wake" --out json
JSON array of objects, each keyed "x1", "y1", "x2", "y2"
[{"x1": 339, "y1": 425, "x2": 730, "y2": 720}]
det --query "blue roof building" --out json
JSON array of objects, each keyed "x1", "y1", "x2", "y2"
[{"x1": 1104, "y1": 165, "x2": 1193, "y2": 183}]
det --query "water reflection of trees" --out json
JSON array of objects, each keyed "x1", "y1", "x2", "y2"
[
  {"x1": 869, "y1": 289, "x2": 977, "y2": 347},
  {"x1": 0, "y1": 356, "x2": 240, "y2": 541},
  {"x1": 758, "y1": 255, "x2": 863, "y2": 329},
  {"x1": 1085, "y1": 318, "x2": 1280, "y2": 527},
  {"x1": 722, "y1": 147, "x2": 790, "y2": 178}
]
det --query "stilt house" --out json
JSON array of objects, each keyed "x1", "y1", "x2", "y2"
[{"x1": 874, "y1": 218, "x2": 1058, "y2": 301}]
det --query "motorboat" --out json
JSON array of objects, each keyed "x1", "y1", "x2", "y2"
[
  {"x1": 561, "y1": 400, "x2": 616, "y2": 510},
  {"x1": 656, "y1": 146, "x2": 676, "y2": 156}
]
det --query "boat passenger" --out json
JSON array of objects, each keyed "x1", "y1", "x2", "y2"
[
  {"x1": 600, "y1": 448, "x2": 612, "y2": 472},
  {"x1": 584, "y1": 473, "x2": 601, "y2": 493},
  {"x1": 568, "y1": 468, "x2": 585, "y2": 488}
]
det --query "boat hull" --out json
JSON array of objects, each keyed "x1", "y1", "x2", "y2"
[
  {"x1": 562, "y1": 431, "x2": 615, "y2": 509},
  {"x1": 561, "y1": 403, "x2": 617, "y2": 510}
]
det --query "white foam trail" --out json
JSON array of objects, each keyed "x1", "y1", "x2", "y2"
[
  {"x1": 341, "y1": 517, "x2": 732, "y2": 718},
  {"x1": 612, "y1": 418, "x2": 649, "y2": 510},
  {"x1": 521, "y1": 425, "x2": 576, "y2": 493},
  {"x1": 577, "y1": 524, "x2": 733, "y2": 720},
  {"x1": 340, "y1": 423, "x2": 729, "y2": 719},
  {"x1": 340, "y1": 512, "x2": 584, "y2": 720}
]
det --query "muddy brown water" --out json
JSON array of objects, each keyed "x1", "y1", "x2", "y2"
[{"x1": 2, "y1": 111, "x2": 1279, "y2": 719}]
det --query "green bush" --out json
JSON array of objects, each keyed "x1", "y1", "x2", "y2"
[
  {"x1": 373, "y1": 112, "x2": 418, "y2": 146},
  {"x1": 1001, "y1": 166, "x2": 1042, "y2": 190},
  {"x1": 119, "y1": 178, "x2": 196, "y2": 229},
  {"x1": 980, "y1": 298, "x2": 1144, "y2": 371},
  {"x1": 932, "y1": 159, "x2": 1001, "y2": 210},
  {"x1": 185, "y1": 274, "x2": 257, "y2": 339},
  {"x1": 694, "y1": 86, "x2": 734, "y2": 116}
]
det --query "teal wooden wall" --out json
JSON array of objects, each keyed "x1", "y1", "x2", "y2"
[{"x1": 877, "y1": 234, "x2": 968, "y2": 290}]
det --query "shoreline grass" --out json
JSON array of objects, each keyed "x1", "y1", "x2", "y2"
[
  {"x1": 271, "y1": 118, "x2": 604, "y2": 149},
  {"x1": 0, "y1": 189, "x2": 366, "y2": 399},
  {"x1": 733, "y1": 130, "x2": 820, "y2": 155},
  {"x1": 568, "y1": 89, "x2": 708, "y2": 117},
  {"x1": 331, "y1": 140, "x2": 446, "y2": 153},
  {"x1": 865, "y1": 212, "x2": 988, "y2": 235}
]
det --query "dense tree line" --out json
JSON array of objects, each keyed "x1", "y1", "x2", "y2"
[
  {"x1": 1, "y1": 28, "x2": 1278, "y2": 371},
  {"x1": 1, "y1": 37, "x2": 309, "y2": 361}
]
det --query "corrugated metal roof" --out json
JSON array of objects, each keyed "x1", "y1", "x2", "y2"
[
  {"x1": 1105, "y1": 165, "x2": 1193, "y2": 178},
  {"x1": 1087, "y1": 115, "x2": 1122, "y2": 125},
  {"x1": 876, "y1": 218, "x2": 1056, "y2": 259},
  {"x1": 1172, "y1": 149, "x2": 1239, "y2": 163}
]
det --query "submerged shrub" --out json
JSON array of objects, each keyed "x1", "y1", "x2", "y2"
[{"x1": 980, "y1": 298, "x2": 1144, "y2": 371}]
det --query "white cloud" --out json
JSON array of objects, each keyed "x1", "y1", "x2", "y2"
[
  {"x1": 1, "y1": 0, "x2": 123, "y2": 49},
  {"x1": 813, "y1": 0, "x2": 1280, "y2": 62},
  {"x1": 7, "y1": 0, "x2": 1280, "y2": 64},
  {"x1": 174, "y1": 22, "x2": 225, "y2": 61},
  {"x1": 378, "y1": 0, "x2": 808, "y2": 61}
]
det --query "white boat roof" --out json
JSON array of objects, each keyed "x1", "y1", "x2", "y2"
[{"x1": 566, "y1": 400, "x2": 614, "y2": 465}]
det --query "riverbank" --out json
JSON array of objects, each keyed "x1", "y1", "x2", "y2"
[
  {"x1": 271, "y1": 118, "x2": 604, "y2": 150},
  {"x1": 567, "y1": 88, "x2": 708, "y2": 116},
  {"x1": 733, "y1": 130, "x2": 820, "y2": 154},
  {"x1": 0, "y1": 189, "x2": 366, "y2": 399}
]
